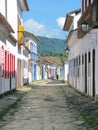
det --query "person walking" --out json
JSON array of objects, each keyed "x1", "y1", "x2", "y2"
[{"x1": 56, "y1": 73, "x2": 59, "y2": 80}]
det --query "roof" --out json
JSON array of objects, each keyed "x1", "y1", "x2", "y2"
[
  {"x1": 63, "y1": 9, "x2": 81, "y2": 31},
  {"x1": 39, "y1": 56, "x2": 62, "y2": 66},
  {"x1": 17, "y1": 0, "x2": 29, "y2": 11},
  {"x1": 24, "y1": 31, "x2": 40, "y2": 43},
  {"x1": 24, "y1": 0, "x2": 29, "y2": 11}
]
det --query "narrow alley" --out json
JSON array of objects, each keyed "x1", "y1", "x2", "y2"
[{"x1": 0, "y1": 80, "x2": 98, "y2": 130}]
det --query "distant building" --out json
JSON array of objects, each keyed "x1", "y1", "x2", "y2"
[
  {"x1": 38, "y1": 56, "x2": 63, "y2": 80},
  {"x1": 24, "y1": 31, "x2": 40, "y2": 82},
  {"x1": 21, "y1": 45, "x2": 30, "y2": 85}
]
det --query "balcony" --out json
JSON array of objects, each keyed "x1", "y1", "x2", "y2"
[
  {"x1": 78, "y1": 1, "x2": 98, "y2": 38},
  {"x1": 18, "y1": 25, "x2": 24, "y2": 45}
]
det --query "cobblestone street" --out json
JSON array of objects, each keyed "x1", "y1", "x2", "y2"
[{"x1": 0, "y1": 80, "x2": 98, "y2": 130}]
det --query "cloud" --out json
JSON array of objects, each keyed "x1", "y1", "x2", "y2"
[
  {"x1": 23, "y1": 19, "x2": 63, "y2": 39},
  {"x1": 23, "y1": 19, "x2": 46, "y2": 36},
  {"x1": 56, "y1": 17, "x2": 65, "y2": 29},
  {"x1": 45, "y1": 29, "x2": 60, "y2": 38}
]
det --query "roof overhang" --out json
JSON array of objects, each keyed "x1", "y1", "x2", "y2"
[
  {"x1": 63, "y1": 15, "x2": 74, "y2": 31},
  {"x1": 24, "y1": 31, "x2": 40, "y2": 43},
  {"x1": 17, "y1": 0, "x2": 29, "y2": 11},
  {"x1": 9, "y1": 34, "x2": 17, "y2": 44},
  {"x1": 63, "y1": 9, "x2": 81, "y2": 31}
]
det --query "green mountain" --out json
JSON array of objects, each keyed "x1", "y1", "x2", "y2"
[{"x1": 38, "y1": 36, "x2": 67, "y2": 56}]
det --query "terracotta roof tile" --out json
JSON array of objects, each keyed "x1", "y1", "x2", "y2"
[{"x1": 39, "y1": 56, "x2": 62, "y2": 66}]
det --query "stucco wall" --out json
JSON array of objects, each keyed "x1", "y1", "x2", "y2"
[{"x1": 68, "y1": 29, "x2": 98, "y2": 98}]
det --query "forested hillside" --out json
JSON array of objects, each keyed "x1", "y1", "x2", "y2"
[{"x1": 38, "y1": 36, "x2": 67, "y2": 56}]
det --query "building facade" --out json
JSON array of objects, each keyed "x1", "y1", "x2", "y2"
[
  {"x1": 38, "y1": 56, "x2": 63, "y2": 80},
  {"x1": 24, "y1": 31, "x2": 40, "y2": 82},
  {"x1": 0, "y1": 0, "x2": 17, "y2": 94},
  {"x1": 0, "y1": 0, "x2": 29, "y2": 94},
  {"x1": 17, "y1": 0, "x2": 29, "y2": 87},
  {"x1": 63, "y1": 0, "x2": 98, "y2": 100}
]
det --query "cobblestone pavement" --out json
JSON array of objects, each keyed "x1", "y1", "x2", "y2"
[{"x1": 0, "y1": 80, "x2": 98, "y2": 130}]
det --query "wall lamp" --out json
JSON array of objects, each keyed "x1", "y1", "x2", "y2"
[
  {"x1": 64, "y1": 46, "x2": 70, "y2": 54},
  {"x1": 81, "y1": 20, "x2": 97, "y2": 45},
  {"x1": 81, "y1": 20, "x2": 89, "y2": 32}
]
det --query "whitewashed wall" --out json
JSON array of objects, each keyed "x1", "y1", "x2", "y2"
[
  {"x1": 64, "y1": 61, "x2": 68, "y2": 83},
  {"x1": 68, "y1": 29, "x2": 98, "y2": 97}
]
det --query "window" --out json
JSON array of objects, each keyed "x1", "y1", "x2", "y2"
[
  {"x1": 76, "y1": 57, "x2": 78, "y2": 67},
  {"x1": 88, "y1": 52, "x2": 91, "y2": 76}
]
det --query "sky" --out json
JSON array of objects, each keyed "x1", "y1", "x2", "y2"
[{"x1": 23, "y1": 0, "x2": 81, "y2": 39}]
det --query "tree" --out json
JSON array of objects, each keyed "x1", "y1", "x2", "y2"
[{"x1": 59, "y1": 52, "x2": 68, "y2": 63}]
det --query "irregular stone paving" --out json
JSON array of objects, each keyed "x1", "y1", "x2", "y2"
[
  {"x1": 0, "y1": 87, "x2": 31, "y2": 119},
  {"x1": 0, "y1": 80, "x2": 97, "y2": 129},
  {"x1": 60, "y1": 85, "x2": 98, "y2": 130}
]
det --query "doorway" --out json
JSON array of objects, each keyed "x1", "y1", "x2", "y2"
[
  {"x1": 85, "y1": 53, "x2": 87, "y2": 93},
  {"x1": 92, "y1": 49, "x2": 95, "y2": 97}
]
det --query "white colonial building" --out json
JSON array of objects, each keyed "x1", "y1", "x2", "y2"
[
  {"x1": 63, "y1": 0, "x2": 98, "y2": 100},
  {"x1": 0, "y1": 0, "x2": 29, "y2": 94},
  {"x1": 24, "y1": 31, "x2": 40, "y2": 83}
]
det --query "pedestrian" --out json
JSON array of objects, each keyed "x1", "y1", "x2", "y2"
[{"x1": 56, "y1": 73, "x2": 59, "y2": 80}]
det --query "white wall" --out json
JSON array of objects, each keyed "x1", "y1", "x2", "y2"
[
  {"x1": 64, "y1": 61, "x2": 68, "y2": 82},
  {"x1": 0, "y1": 0, "x2": 6, "y2": 16},
  {"x1": 68, "y1": 29, "x2": 98, "y2": 97},
  {"x1": 74, "y1": 13, "x2": 81, "y2": 30},
  {"x1": 7, "y1": 0, "x2": 17, "y2": 39}
]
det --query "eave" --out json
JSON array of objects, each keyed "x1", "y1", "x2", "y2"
[
  {"x1": 63, "y1": 9, "x2": 81, "y2": 31},
  {"x1": 9, "y1": 34, "x2": 17, "y2": 44},
  {"x1": 17, "y1": 0, "x2": 29, "y2": 11},
  {"x1": 63, "y1": 15, "x2": 74, "y2": 31},
  {"x1": 24, "y1": 31, "x2": 40, "y2": 43}
]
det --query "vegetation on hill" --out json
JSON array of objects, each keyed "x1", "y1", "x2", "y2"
[
  {"x1": 37, "y1": 36, "x2": 68, "y2": 63},
  {"x1": 38, "y1": 36, "x2": 67, "y2": 56}
]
